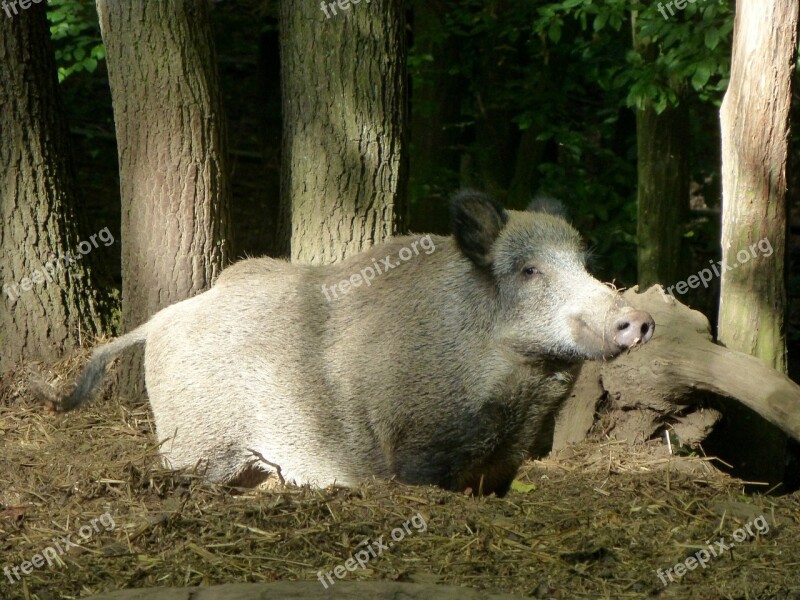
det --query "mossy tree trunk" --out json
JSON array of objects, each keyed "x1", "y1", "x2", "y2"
[
  {"x1": 0, "y1": 3, "x2": 112, "y2": 373},
  {"x1": 719, "y1": 0, "x2": 796, "y2": 371},
  {"x1": 279, "y1": 0, "x2": 407, "y2": 264}
]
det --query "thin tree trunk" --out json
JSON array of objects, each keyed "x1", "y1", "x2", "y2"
[
  {"x1": 507, "y1": 128, "x2": 547, "y2": 210},
  {"x1": 632, "y1": 7, "x2": 690, "y2": 290},
  {"x1": 717, "y1": 0, "x2": 799, "y2": 488},
  {"x1": 409, "y1": 0, "x2": 465, "y2": 233},
  {"x1": 463, "y1": 0, "x2": 518, "y2": 201},
  {"x1": 635, "y1": 101, "x2": 690, "y2": 288},
  {"x1": 257, "y1": 27, "x2": 284, "y2": 257},
  {"x1": 96, "y1": 0, "x2": 231, "y2": 398},
  {"x1": 279, "y1": 0, "x2": 407, "y2": 264},
  {"x1": 0, "y1": 3, "x2": 111, "y2": 373}
]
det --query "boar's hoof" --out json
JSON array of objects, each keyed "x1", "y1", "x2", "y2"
[{"x1": 613, "y1": 310, "x2": 655, "y2": 349}]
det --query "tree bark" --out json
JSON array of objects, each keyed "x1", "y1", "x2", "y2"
[
  {"x1": 279, "y1": 0, "x2": 407, "y2": 264},
  {"x1": 0, "y1": 3, "x2": 111, "y2": 373},
  {"x1": 717, "y1": 0, "x2": 799, "y2": 487},
  {"x1": 96, "y1": 0, "x2": 231, "y2": 398},
  {"x1": 719, "y1": 0, "x2": 797, "y2": 371},
  {"x1": 632, "y1": 10, "x2": 690, "y2": 290},
  {"x1": 635, "y1": 102, "x2": 690, "y2": 289}
]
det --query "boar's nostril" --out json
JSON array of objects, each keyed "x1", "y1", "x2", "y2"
[{"x1": 613, "y1": 310, "x2": 655, "y2": 349}]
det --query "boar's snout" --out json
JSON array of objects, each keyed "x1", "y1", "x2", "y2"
[{"x1": 612, "y1": 309, "x2": 654, "y2": 350}]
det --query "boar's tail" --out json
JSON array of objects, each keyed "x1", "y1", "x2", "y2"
[{"x1": 45, "y1": 323, "x2": 151, "y2": 412}]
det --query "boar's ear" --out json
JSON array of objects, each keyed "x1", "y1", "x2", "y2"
[
  {"x1": 451, "y1": 190, "x2": 509, "y2": 268},
  {"x1": 527, "y1": 196, "x2": 568, "y2": 219}
]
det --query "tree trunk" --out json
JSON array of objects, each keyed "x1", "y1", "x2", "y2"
[
  {"x1": 468, "y1": 94, "x2": 517, "y2": 202},
  {"x1": 96, "y1": 0, "x2": 231, "y2": 398},
  {"x1": 716, "y1": 0, "x2": 799, "y2": 488},
  {"x1": 635, "y1": 102, "x2": 690, "y2": 289},
  {"x1": 256, "y1": 27, "x2": 285, "y2": 258},
  {"x1": 506, "y1": 127, "x2": 547, "y2": 210},
  {"x1": 279, "y1": 0, "x2": 407, "y2": 264},
  {"x1": 408, "y1": 0, "x2": 465, "y2": 234},
  {"x1": 461, "y1": 0, "x2": 518, "y2": 202},
  {"x1": 0, "y1": 3, "x2": 111, "y2": 374},
  {"x1": 632, "y1": 11, "x2": 690, "y2": 290},
  {"x1": 719, "y1": 0, "x2": 797, "y2": 371}
]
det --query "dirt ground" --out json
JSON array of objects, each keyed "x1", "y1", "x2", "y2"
[{"x1": 1, "y1": 354, "x2": 800, "y2": 600}]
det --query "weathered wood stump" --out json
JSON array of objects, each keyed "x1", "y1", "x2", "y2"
[{"x1": 554, "y1": 285, "x2": 800, "y2": 449}]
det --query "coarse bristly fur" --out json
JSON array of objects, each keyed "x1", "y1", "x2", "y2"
[{"x1": 41, "y1": 190, "x2": 653, "y2": 496}]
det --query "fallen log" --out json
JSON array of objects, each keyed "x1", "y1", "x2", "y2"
[{"x1": 554, "y1": 285, "x2": 800, "y2": 449}]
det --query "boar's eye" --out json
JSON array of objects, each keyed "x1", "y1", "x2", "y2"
[{"x1": 523, "y1": 266, "x2": 541, "y2": 277}]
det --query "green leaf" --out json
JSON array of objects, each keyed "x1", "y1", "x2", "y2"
[
  {"x1": 593, "y1": 11, "x2": 608, "y2": 32},
  {"x1": 691, "y1": 63, "x2": 713, "y2": 90},
  {"x1": 548, "y1": 21, "x2": 562, "y2": 43},
  {"x1": 704, "y1": 27, "x2": 720, "y2": 50},
  {"x1": 510, "y1": 480, "x2": 536, "y2": 494}
]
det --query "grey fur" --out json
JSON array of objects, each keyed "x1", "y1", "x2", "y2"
[
  {"x1": 57, "y1": 326, "x2": 150, "y2": 410},
  {"x1": 527, "y1": 196, "x2": 567, "y2": 218},
  {"x1": 54, "y1": 193, "x2": 653, "y2": 495}
]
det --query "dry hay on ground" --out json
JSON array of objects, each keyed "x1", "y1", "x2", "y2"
[{"x1": 1, "y1": 358, "x2": 799, "y2": 600}]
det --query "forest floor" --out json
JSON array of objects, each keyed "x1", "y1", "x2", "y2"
[{"x1": 1, "y1": 352, "x2": 799, "y2": 600}]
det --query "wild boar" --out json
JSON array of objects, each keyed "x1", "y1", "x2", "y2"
[{"x1": 51, "y1": 190, "x2": 653, "y2": 495}]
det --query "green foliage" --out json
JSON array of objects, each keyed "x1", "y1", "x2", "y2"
[
  {"x1": 408, "y1": 0, "x2": 735, "y2": 283},
  {"x1": 47, "y1": 0, "x2": 104, "y2": 82},
  {"x1": 625, "y1": 0, "x2": 734, "y2": 111},
  {"x1": 536, "y1": 0, "x2": 734, "y2": 113}
]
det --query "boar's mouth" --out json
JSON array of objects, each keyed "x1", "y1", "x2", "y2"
[{"x1": 514, "y1": 346, "x2": 595, "y2": 366}]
